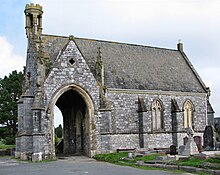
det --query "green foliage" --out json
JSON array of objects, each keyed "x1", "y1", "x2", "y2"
[
  {"x1": 93, "y1": 152, "x2": 162, "y2": 164},
  {"x1": 55, "y1": 135, "x2": 62, "y2": 146},
  {"x1": 55, "y1": 124, "x2": 63, "y2": 138},
  {"x1": 207, "y1": 157, "x2": 220, "y2": 164},
  {"x1": 176, "y1": 157, "x2": 204, "y2": 167},
  {"x1": 0, "y1": 143, "x2": 15, "y2": 150},
  {"x1": 176, "y1": 156, "x2": 220, "y2": 171},
  {"x1": 135, "y1": 153, "x2": 163, "y2": 161},
  {"x1": 0, "y1": 139, "x2": 15, "y2": 149},
  {"x1": 94, "y1": 152, "x2": 128, "y2": 163},
  {"x1": 3, "y1": 136, "x2": 16, "y2": 145},
  {"x1": 0, "y1": 70, "x2": 23, "y2": 144},
  {"x1": 94, "y1": 152, "x2": 220, "y2": 174}
]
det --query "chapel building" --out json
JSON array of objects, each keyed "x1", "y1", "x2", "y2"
[{"x1": 15, "y1": 3, "x2": 214, "y2": 161}]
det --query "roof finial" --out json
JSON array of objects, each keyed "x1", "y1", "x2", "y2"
[{"x1": 69, "y1": 35, "x2": 74, "y2": 41}]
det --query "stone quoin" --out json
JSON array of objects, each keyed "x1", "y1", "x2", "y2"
[{"x1": 15, "y1": 3, "x2": 215, "y2": 161}]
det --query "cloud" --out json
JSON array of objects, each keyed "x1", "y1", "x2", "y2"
[
  {"x1": 0, "y1": 36, "x2": 25, "y2": 78},
  {"x1": 31, "y1": 0, "x2": 220, "y2": 117}
]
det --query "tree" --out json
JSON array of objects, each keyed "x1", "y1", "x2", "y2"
[
  {"x1": 0, "y1": 70, "x2": 23, "y2": 144},
  {"x1": 55, "y1": 124, "x2": 63, "y2": 138}
]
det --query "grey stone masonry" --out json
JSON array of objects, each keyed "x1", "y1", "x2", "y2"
[
  {"x1": 96, "y1": 89, "x2": 208, "y2": 151},
  {"x1": 106, "y1": 89, "x2": 207, "y2": 133},
  {"x1": 44, "y1": 39, "x2": 100, "y2": 109},
  {"x1": 17, "y1": 3, "x2": 214, "y2": 161}
]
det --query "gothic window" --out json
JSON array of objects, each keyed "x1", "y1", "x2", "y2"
[
  {"x1": 183, "y1": 100, "x2": 194, "y2": 129},
  {"x1": 152, "y1": 99, "x2": 164, "y2": 131}
]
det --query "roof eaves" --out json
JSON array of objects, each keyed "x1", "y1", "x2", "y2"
[
  {"x1": 207, "y1": 99, "x2": 215, "y2": 113},
  {"x1": 179, "y1": 51, "x2": 207, "y2": 93}
]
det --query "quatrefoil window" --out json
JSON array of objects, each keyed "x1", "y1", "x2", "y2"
[{"x1": 69, "y1": 58, "x2": 76, "y2": 65}]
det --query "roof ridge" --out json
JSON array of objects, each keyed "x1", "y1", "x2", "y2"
[{"x1": 41, "y1": 33, "x2": 178, "y2": 51}]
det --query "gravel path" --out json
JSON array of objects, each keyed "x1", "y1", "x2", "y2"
[{"x1": 0, "y1": 156, "x2": 195, "y2": 175}]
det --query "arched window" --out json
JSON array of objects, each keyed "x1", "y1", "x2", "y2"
[
  {"x1": 183, "y1": 100, "x2": 194, "y2": 128},
  {"x1": 152, "y1": 99, "x2": 164, "y2": 131}
]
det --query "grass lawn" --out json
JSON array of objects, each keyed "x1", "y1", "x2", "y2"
[
  {"x1": 94, "y1": 152, "x2": 162, "y2": 163},
  {"x1": 93, "y1": 152, "x2": 220, "y2": 175},
  {"x1": 93, "y1": 152, "x2": 182, "y2": 172},
  {"x1": 0, "y1": 144, "x2": 15, "y2": 150},
  {"x1": 176, "y1": 156, "x2": 220, "y2": 169}
]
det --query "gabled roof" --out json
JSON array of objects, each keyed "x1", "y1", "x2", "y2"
[
  {"x1": 41, "y1": 34, "x2": 207, "y2": 93},
  {"x1": 207, "y1": 99, "x2": 215, "y2": 113}
]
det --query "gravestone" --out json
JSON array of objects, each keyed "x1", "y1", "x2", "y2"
[
  {"x1": 204, "y1": 125, "x2": 215, "y2": 151},
  {"x1": 215, "y1": 122, "x2": 220, "y2": 142},
  {"x1": 178, "y1": 145, "x2": 185, "y2": 155},
  {"x1": 181, "y1": 127, "x2": 199, "y2": 156},
  {"x1": 170, "y1": 145, "x2": 177, "y2": 155},
  {"x1": 183, "y1": 136, "x2": 188, "y2": 145},
  {"x1": 194, "y1": 136, "x2": 202, "y2": 152}
]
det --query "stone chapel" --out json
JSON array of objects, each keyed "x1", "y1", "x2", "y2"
[{"x1": 16, "y1": 3, "x2": 214, "y2": 161}]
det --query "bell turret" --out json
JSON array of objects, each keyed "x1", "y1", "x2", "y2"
[{"x1": 24, "y1": 3, "x2": 43, "y2": 41}]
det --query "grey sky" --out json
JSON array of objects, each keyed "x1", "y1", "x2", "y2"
[
  {"x1": 0, "y1": 0, "x2": 219, "y2": 126},
  {"x1": 34, "y1": 0, "x2": 220, "y2": 119}
]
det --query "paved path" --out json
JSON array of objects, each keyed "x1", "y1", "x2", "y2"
[{"x1": 0, "y1": 156, "x2": 195, "y2": 175}]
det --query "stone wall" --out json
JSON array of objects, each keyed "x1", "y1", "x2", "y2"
[
  {"x1": 44, "y1": 39, "x2": 100, "y2": 109},
  {"x1": 145, "y1": 133, "x2": 173, "y2": 149},
  {"x1": 106, "y1": 89, "x2": 207, "y2": 132},
  {"x1": 43, "y1": 39, "x2": 100, "y2": 156},
  {"x1": 96, "y1": 89, "x2": 207, "y2": 151}
]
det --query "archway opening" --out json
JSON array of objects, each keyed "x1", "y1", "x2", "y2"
[{"x1": 55, "y1": 89, "x2": 89, "y2": 155}]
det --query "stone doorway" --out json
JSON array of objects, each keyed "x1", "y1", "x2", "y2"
[{"x1": 55, "y1": 89, "x2": 89, "y2": 156}]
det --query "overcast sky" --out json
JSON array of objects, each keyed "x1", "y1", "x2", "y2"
[{"x1": 0, "y1": 0, "x2": 219, "y2": 125}]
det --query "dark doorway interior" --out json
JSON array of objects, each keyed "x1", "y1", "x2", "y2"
[{"x1": 56, "y1": 90, "x2": 87, "y2": 155}]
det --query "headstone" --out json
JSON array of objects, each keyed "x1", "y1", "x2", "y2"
[
  {"x1": 194, "y1": 136, "x2": 202, "y2": 152},
  {"x1": 136, "y1": 160, "x2": 144, "y2": 165},
  {"x1": 156, "y1": 156, "x2": 167, "y2": 161},
  {"x1": 178, "y1": 145, "x2": 185, "y2": 155},
  {"x1": 183, "y1": 136, "x2": 188, "y2": 145},
  {"x1": 128, "y1": 152, "x2": 133, "y2": 158},
  {"x1": 217, "y1": 129, "x2": 220, "y2": 143},
  {"x1": 180, "y1": 127, "x2": 199, "y2": 156},
  {"x1": 204, "y1": 125, "x2": 215, "y2": 151},
  {"x1": 167, "y1": 154, "x2": 179, "y2": 161},
  {"x1": 214, "y1": 121, "x2": 220, "y2": 142},
  {"x1": 170, "y1": 145, "x2": 177, "y2": 155}
]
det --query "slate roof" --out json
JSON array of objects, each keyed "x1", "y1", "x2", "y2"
[
  {"x1": 207, "y1": 100, "x2": 215, "y2": 113},
  {"x1": 41, "y1": 34, "x2": 207, "y2": 93}
]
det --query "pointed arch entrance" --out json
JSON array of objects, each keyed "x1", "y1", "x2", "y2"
[{"x1": 48, "y1": 84, "x2": 95, "y2": 157}]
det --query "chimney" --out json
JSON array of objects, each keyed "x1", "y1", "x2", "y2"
[{"x1": 177, "y1": 40, "x2": 183, "y2": 52}]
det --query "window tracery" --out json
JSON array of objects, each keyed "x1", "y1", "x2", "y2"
[
  {"x1": 183, "y1": 100, "x2": 194, "y2": 128},
  {"x1": 152, "y1": 99, "x2": 164, "y2": 131}
]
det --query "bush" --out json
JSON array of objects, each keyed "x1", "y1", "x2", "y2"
[
  {"x1": 55, "y1": 135, "x2": 62, "y2": 146},
  {"x1": 3, "y1": 136, "x2": 15, "y2": 145}
]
